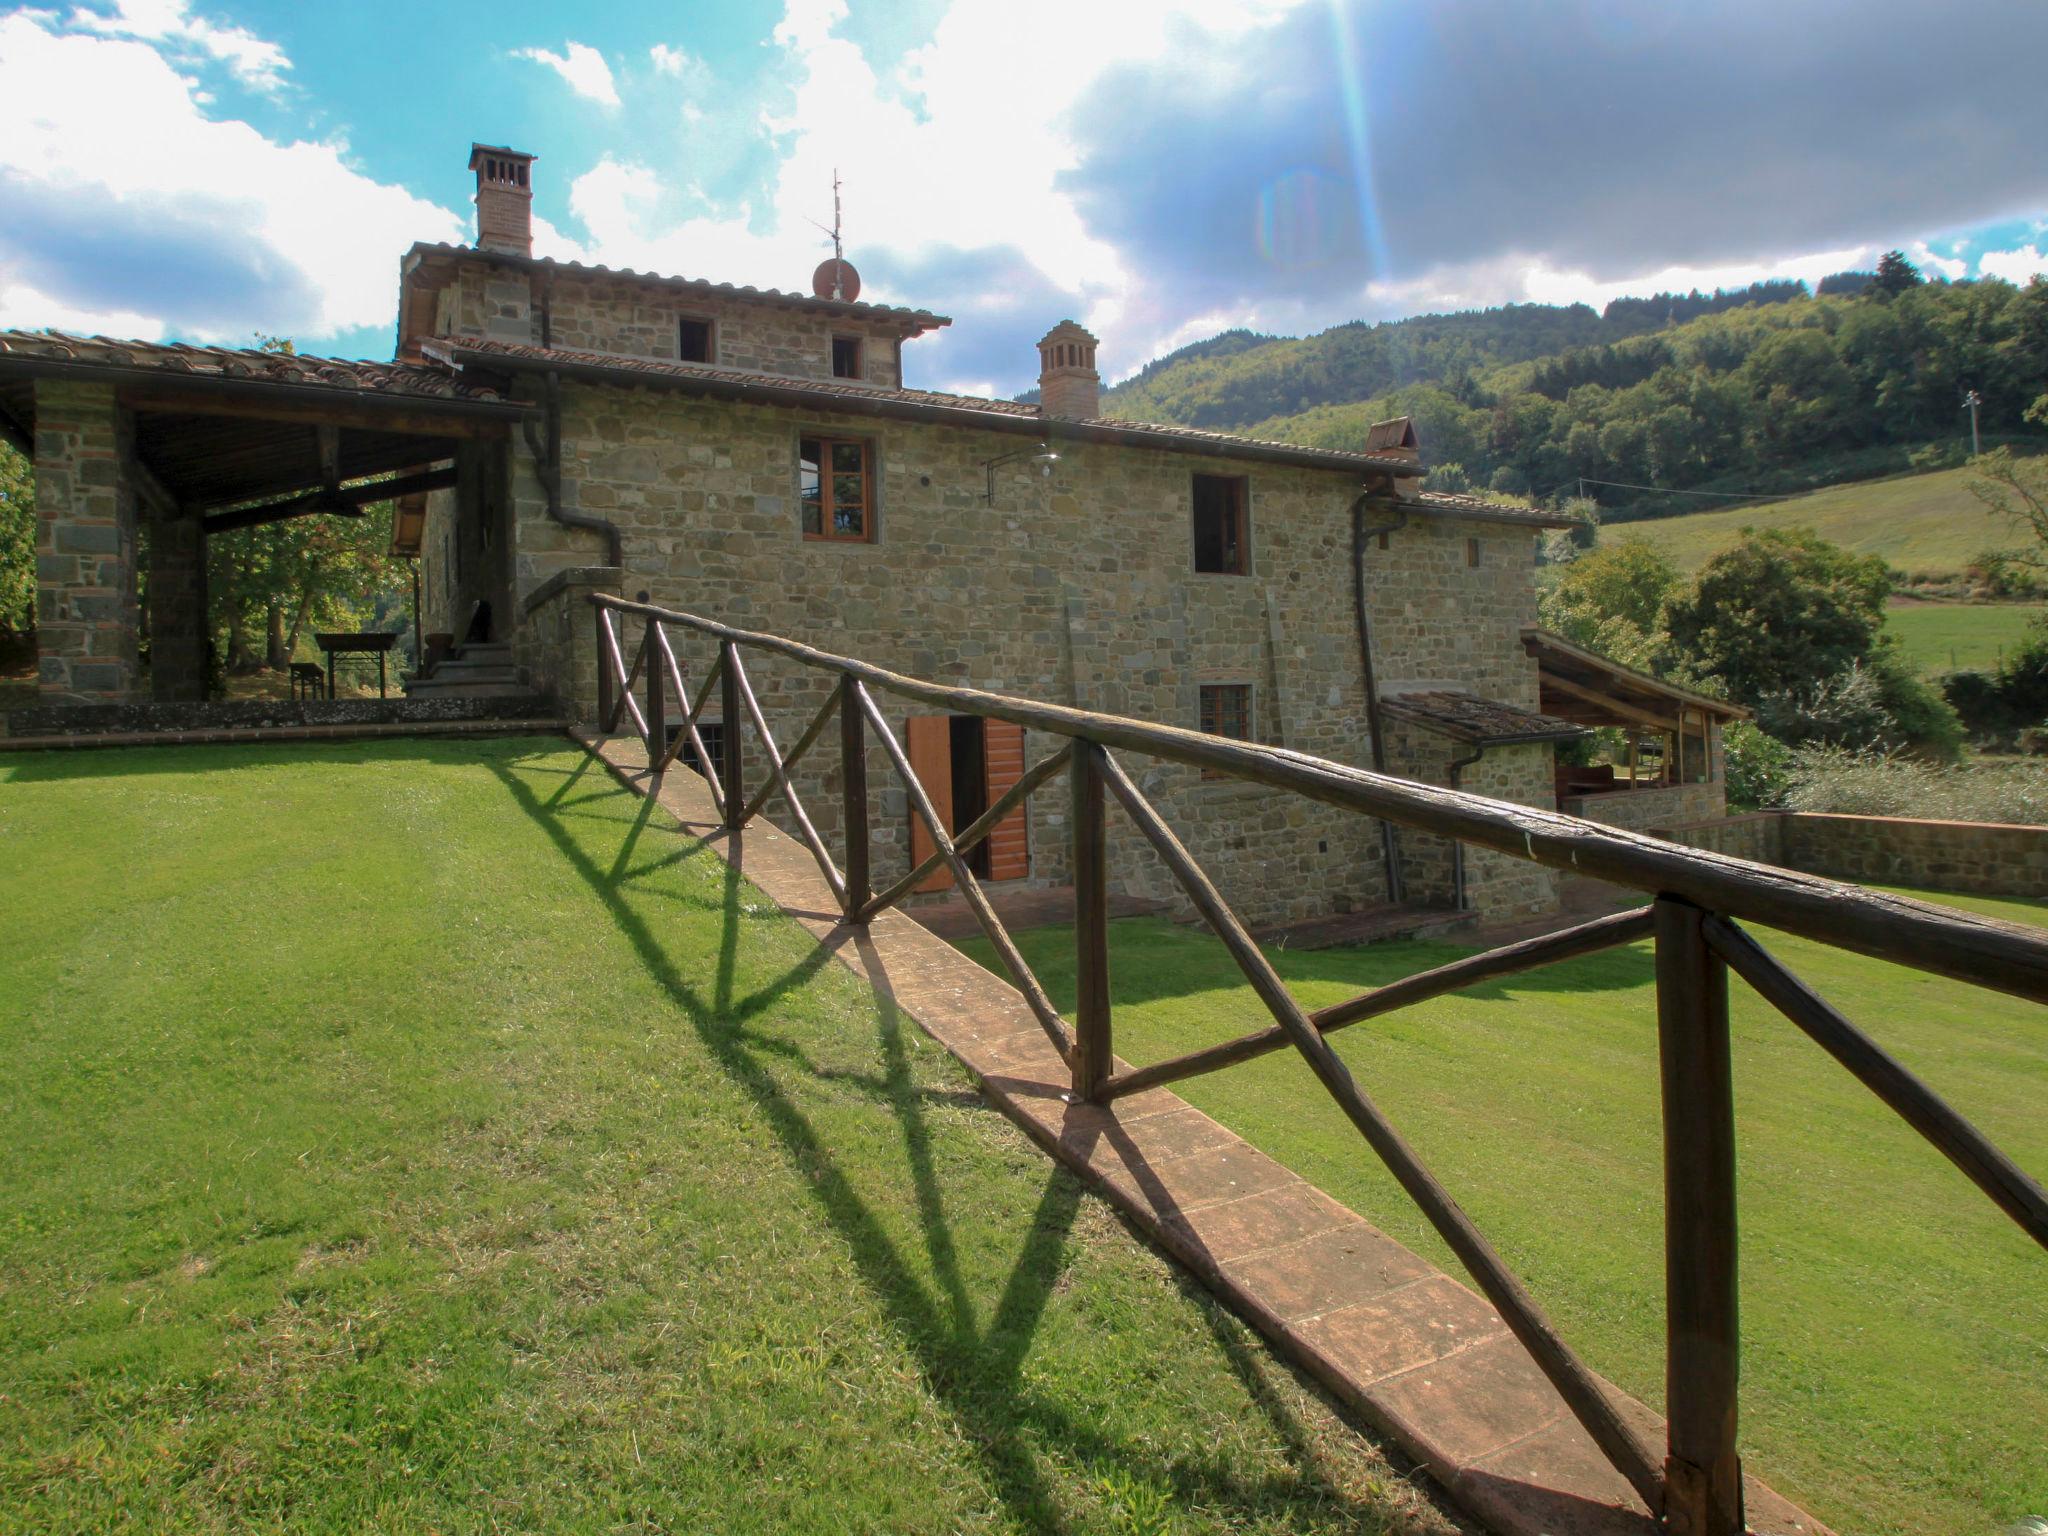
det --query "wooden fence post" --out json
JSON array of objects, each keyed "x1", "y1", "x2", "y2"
[
  {"x1": 840, "y1": 681, "x2": 870, "y2": 919},
  {"x1": 595, "y1": 607, "x2": 613, "y2": 730},
  {"x1": 1070, "y1": 740, "x2": 1112, "y2": 1099},
  {"x1": 1655, "y1": 896, "x2": 1743, "y2": 1536},
  {"x1": 720, "y1": 640, "x2": 744, "y2": 831},
  {"x1": 644, "y1": 614, "x2": 666, "y2": 765}
]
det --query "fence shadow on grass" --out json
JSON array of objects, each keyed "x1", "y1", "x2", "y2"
[{"x1": 489, "y1": 751, "x2": 1448, "y2": 1534}]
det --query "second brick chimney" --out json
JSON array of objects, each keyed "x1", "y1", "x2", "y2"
[
  {"x1": 469, "y1": 144, "x2": 536, "y2": 257},
  {"x1": 1037, "y1": 320, "x2": 1101, "y2": 419}
]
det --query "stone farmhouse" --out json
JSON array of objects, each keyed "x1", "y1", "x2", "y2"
[{"x1": 1, "y1": 142, "x2": 1743, "y2": 927}]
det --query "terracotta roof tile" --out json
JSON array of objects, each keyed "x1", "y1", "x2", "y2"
[
  {"x1": 404, "y1": 242, "x2": 951, "y2": 332},
  {"x1": 1381, "y1": 690, "x2": 1587, "y2": 744},
  {"x1": 0, "y1": 329, "x2": 509, "y2": 404},
  {"x1": 431, "y1": 337, "x2": 1426, "y2": 475}
]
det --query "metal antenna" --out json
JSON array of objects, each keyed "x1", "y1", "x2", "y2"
[
  {"x1": 1963, "y1": 388, "x2": 1982, "y2": 457},
  {"x1": 806, "y1": 169, "x2": 847, "y2": 299}
]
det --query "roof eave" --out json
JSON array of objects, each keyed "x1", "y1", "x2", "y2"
[
  {"x1": 0, "y1": 351, "x2": 533, "y2": 422},
  {"x1": 442, "y1": 342, "x2": 1425, "y2": 476}
]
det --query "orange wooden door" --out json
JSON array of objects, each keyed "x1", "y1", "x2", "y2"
[
  {"x1": 983, "y1": 720, "x2": 1030, "y2": 882},
  {"x1": 906, "y1": 715, "x2": 954, "y2": 892}
]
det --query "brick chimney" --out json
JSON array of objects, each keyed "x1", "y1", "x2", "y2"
[
  {"x1": 1037, "y1": 320, "x2": 1101, "y2": 419},
  {"x1": 468, "y1": 144, "x2": 535, "y2": 257}
]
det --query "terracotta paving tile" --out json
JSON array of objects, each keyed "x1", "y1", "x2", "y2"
[
  {"x1": 1292, "y1": 1273, "x2": 1508, "y2": 1386},
  {"x1": 1158, "y1": 1180, "x2": 1359, "y2": 1266},
  {"x1": 1456, "y1": 1409, "x2": 1648, "y2": 1536},
  {"x1": 1222, "y1": 1220, "x2": 1439, "y2": 1324},
  {"x1": 1086, "y1": 1135, "x2": 1297, "y2": 1219},
  {"x1": 1368, "y1": 1331, "x2": 1571, "y2": 1473}
]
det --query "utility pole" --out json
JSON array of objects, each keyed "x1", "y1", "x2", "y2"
[{"x1": 1963, "y1": 389, "x2": 1982, "y2": 457}]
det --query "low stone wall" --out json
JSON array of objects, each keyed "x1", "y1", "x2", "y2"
[
  {"x1": 1563, "y1": 780, "x2": 1723, "y2": 832},
  {"x1": 1655, "y1": 810, "x2": 2048, "y2": 898},
  {"x1": 517, "y1": 566, "x2": 623, "y2": 723},
  {"x1": 2, "y1": 694, "x2": 560, "y2": 739}
]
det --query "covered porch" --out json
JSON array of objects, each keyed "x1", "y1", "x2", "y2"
[
  {"x1": 1521, "y1": 626, "x2": 1750, "y2": 829},
  {"x1": 0, "y1": 332, "x2": 529, "y2": 708}
]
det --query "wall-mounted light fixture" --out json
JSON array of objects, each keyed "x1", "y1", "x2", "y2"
[{"x1": 982, "y1": 444, "x2": 1060, "y2": 504}]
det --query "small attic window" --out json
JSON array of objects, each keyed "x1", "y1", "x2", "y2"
[
  {"x1": 832, "y1": 336, "x2": 863, "y2": 379},
  {"x1": 678, "y1": 317, "x2": 712, "y2": 364}
]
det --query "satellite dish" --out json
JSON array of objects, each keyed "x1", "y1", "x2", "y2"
[{"x1": 812, "y1": 258, "x2": 860, "y2": 302}]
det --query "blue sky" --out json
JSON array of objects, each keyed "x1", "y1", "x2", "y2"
[{"x1": 2, "y1": 0, "x2": 2046, "y2": 397}]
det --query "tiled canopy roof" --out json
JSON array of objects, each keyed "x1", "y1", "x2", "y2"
[
  {"x1": 404, "y1": 243, "x2": 952, "y2": 334},
  {"x1": 1401, "y1": 490, "x2": 1580, "y2": 530},
  {"x1": 0, "y1": 329, "x2": 512, "y2": 404},
  {"x1": 428, "y1": 337, "x2": 1428, "y2": 476},
  {"x1": 1381, "y1": 689, "x2": 1588, "y2": 744}
]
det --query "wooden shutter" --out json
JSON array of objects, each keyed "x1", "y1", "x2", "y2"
[
  {"x1": 906, "y1": 715, "x2": 954, "y2": 892},
  {"x1": 982, "y1": 720, "x2": 1030, "y2": 882}
]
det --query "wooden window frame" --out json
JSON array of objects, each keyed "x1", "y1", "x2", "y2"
[
  {"x1": 676, "y1": 313, "x2": 716, "y2": 365},
  {"x1": 799, "y1": 433, "x2": 877, "y2": 544},
  {"x1": 1465, "y1": 536, "x2": 1482, "y2": 568},
  {"x1": 1198, "y1": 681, "x2": 1254, "y2": 777},
  {"x1": 831, "y1": 335, "x2": 864, "y2": 380},
  {"x1": 1191, "y1": 473, "x2": 1251, "y2": 576}
]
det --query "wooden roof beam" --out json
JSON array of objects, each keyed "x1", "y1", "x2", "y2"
[
  {"x1": 203, "y1": 464, "x2": 458, "y2": 534},
  {"x1": 1540, "y1": 672, "x2": 1685, "y2": 733},
  {"x1": 114, "y1": 384, "x2": 520, "y2": 438}
]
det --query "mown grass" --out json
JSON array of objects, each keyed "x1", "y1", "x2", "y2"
[
  {"x1": 957, "y1": 907, "x2": 2048, "y2": 1536},
  {"x1": 1883, "y1": 599, "x2": 2045, "y2": 675},
  {"x1": 0, "y1": 738, "x2": 1460, "y2": 1536},
  {"x1": 1608, "y1": 460, "x2": 2037, "y2": 578}
]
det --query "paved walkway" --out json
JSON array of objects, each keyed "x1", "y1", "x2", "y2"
[{"x1": 581, "y1": 732, "x2": 1830, "y2": 1536}]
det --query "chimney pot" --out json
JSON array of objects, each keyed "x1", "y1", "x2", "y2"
[
  {"x1": 1037, "y1": 320, "x2": 1101, "y2": 420},
  {"x1": 468, "y1": 143, "x2": 536, "y2": 257}
]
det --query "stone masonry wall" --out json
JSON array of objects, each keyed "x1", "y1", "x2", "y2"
[
  {"x1": 442, "y1": 260, "x2": 905, "y2": 387},
  {"x1": 34, "y1": 380, "x2": 138, "y2": 701},
  {"x1": 516, "y1": 566, "x2": 623, "y2": 723},
  {"x1": 1383, "y1": 719, "x2": 1558, "y2": 918},
  {"x1": 1653, "y1": 811, "x2": 1784, "y2": 866},
  {"x1": 1565, "y1": 780, "x2": 1724, "y2": 832},
  {"x1": 1779, "y1": 812, "x2": 2048, "y2": 898},
  {"x1": 493, "y1": 381, "x2": 1557, "y2": 928}
]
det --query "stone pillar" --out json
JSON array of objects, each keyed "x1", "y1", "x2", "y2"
[
  {"x1": 512, "y1": 565, "x2": 624, "y2": 723},
  {"x1": 148, "y1": 511, "x2": 208, "y2": 701},
  {"x1": 34, "y1": 381, "x2": 140, "y2": 701}
]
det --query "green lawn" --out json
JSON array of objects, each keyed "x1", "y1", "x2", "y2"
[
  {"x1": 0, "y1": 739, "x2": 1455, "y2": 1536},
  {"x1": 1884, "y1": 599, "x2": 2045, "y2": 675},
  {"x1": 957, "y1": 910, "x2": 2048, "y2": 1536},
  {"x1": 1608, "y1": 460, "x2": 2035, "y2": 578}
]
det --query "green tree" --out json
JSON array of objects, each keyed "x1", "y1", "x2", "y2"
[
  {"x1": 1965, "y1": 392, "x2": 2048, "y2": 569},
  {"x1": 0, "y1": 443, "x2": 32, "y2": 633},
  {"x1": 1538, "y1": 536, "x2": 1679, "y2": 657},
  {"x1": 1663, "y1": 528, "x2": 1891, "y2": 701},
  {"x1": 1873, "y1": 249, "x2": 1924, "y2": 296}
]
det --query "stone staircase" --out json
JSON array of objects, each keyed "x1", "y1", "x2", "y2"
[{"x1": 402, "y1": 641, "x2": 544, "y2": 701}]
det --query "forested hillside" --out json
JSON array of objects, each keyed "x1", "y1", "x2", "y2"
[{"x1": 1102, "y1": 272, "x2": 2048, "y2": 514}]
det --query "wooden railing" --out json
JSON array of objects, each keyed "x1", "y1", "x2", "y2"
[{"x1": 591, "y1": 592, "x2": 2048, "y2": 1536}]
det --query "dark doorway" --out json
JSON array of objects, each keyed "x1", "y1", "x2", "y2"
[{"x1": 949, "y1": 714, "x2": 990, "y2": 877}]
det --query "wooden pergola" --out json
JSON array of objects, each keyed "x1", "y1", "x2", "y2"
[{"x1": 1521, "y1": 627, "x2": 1748, "y2": 791}]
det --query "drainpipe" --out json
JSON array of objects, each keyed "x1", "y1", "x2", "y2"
[
  {"x1": 1446, "y1": 742, "x2": 1487, "y2": 911},
  {"x1": 521, "y1": 368, "x2": 622, "y2": 567},
  {"x1": 1353, "y1": 490, "x2": 1408, "y2": 905}
]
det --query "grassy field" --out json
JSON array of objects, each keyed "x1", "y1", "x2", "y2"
[
  {"x1": 1605, "y1": 460, "x2": 2032, "y2": 578},
  {"x1": 1883, "y1": 599, "x2": 2044, "y2": 675},
  {"x1": 957, "y1": 911, "x2": 2048, "y2": 1536},
  {"x1": 0, "y1": 739, "x2": 1456, "y2": 1536}
]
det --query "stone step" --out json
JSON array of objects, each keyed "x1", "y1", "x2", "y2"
[
  {"x1": 402, "y1": 679, "x2": 544, "y2": 699},
  {"x1": 416, "y1": 663, "x2": 523, "y2": 685}
]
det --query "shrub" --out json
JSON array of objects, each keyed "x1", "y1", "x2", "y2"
[
  {"x1": 1784, "y1": 747, "x2": 2048, "y2": 825},
  {"x1": 1752, "y1": 655, "x2": 1964, "y2": 760},
  {"x1": 1722, "y1": 721, "x2": 1794, "y2": 810},
  {"x1": 1942, "y1": 617, "x2": 2048, "y2": 737}
]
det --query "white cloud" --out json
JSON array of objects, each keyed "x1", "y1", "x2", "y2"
[
  {"x1": 70, "y1": 0, "x2": 290, "y2": 93},
  {"x1": 649, "y1": 43, "x2": 690, "y2": 77},
  {"x1": 1979, "y1": 244, "x2": 2046, "y2": 284},
  {"x1": 514, "y1": 41, "x2": 620, "y2": 107},
  {"x1": 0, "y1": 278, "x2": 166, "y2": 339},
  {"x1": 0, "y1": 11, "x2": 463, "y2": 342}
]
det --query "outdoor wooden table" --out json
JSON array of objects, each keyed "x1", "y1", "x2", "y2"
[{"x1": 314, "y1": 632, "x2": 400, "y2": 699}]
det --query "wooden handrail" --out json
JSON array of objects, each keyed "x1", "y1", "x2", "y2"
[
  {"x1": 728, "y1": 649, "x2": 845, "y2": 905},
  {"x1": 587, "y1": 593, "x2": 2048, "y2": 1005}
]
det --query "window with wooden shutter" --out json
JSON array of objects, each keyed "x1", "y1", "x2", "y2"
[
  {"x1": 1198, "y1": 683, "x2": 1252, "y2": 776},
  {"x1": 1192, "y1": 474, "x2": 1249, "y2": 574},
  {"x1": 981, "y1": 720, "x2": 1030, "y2": 881}
]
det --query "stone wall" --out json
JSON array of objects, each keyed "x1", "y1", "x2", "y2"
[
  {"x1": 1564, "y1": 780, "x2": 1724, "y2": 832},
  {"x1": 33, "y1": 380, "x2": 138, "y2": 701},
  {"x1": 440, "y1": 260, "x2": 906, "y2": 387},
  {"x1": 517, "y1": 566, "x2": 623, "y2": 723},
  {"x1": 1383, "y1": 719, "x2": 1558, "y2": 918},
  {"x1": 482, "y1": 380, "x2": 1558, "y2": 928},
  {"x1": 1654, "y1": 810, "x2": 2048, "y2": 898}
]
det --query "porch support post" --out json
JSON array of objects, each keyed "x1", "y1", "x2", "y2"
[
  {"x1": 148, "y1": 510, "x2": 208, "y2": 701},
  {"x1": 33, "y1": 380, "x2": 140, "y2": 702}
]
